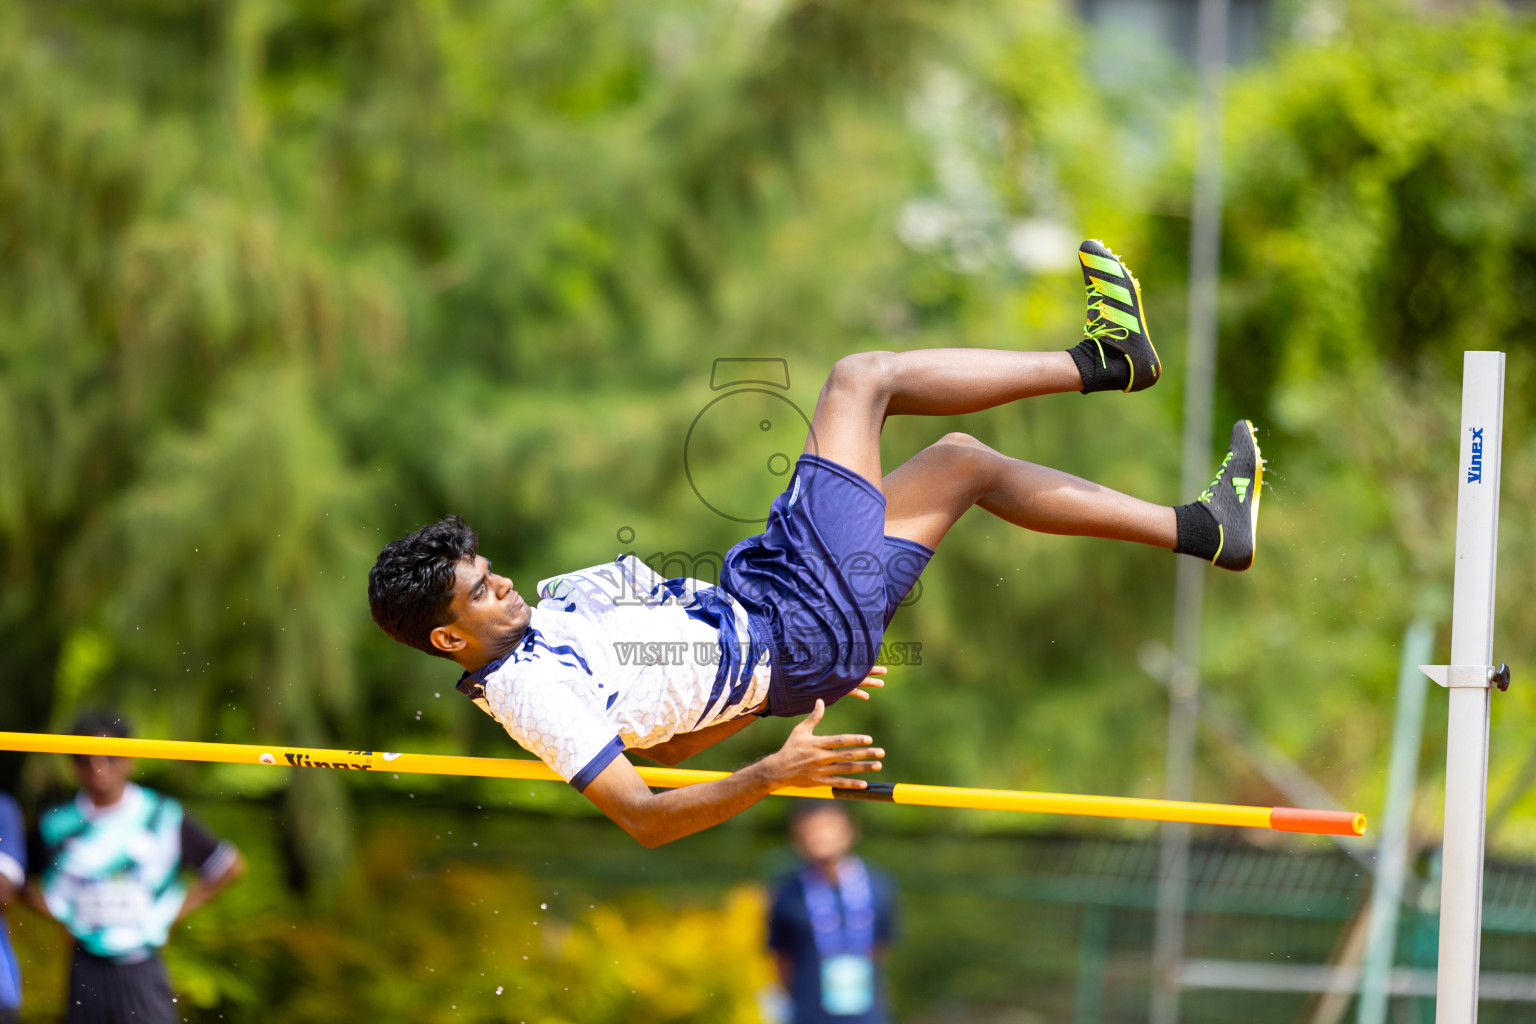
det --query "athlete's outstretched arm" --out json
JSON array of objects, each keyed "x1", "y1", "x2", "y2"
[
  {"x1": 630, "y1": 668, "x2": 889, "y2": 766},
  {"x1": 583, "y1": 700, "x2": 882, "y2": 847},
  {"x1": 629, "y1": 714, "x2": 761, "y2": 767}
]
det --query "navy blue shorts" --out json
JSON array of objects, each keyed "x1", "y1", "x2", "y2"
[{"x1": 720, "y1": 454, "x2": 934, "y2": 717}]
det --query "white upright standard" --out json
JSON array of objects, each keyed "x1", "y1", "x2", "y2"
[{"x1": 1423, "y1": 351, "x2": 1506, "y2": 1024}]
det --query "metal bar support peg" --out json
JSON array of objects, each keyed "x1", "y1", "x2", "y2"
[{"x1": 1420, "y1": 664, "x2": 1511, "y2": 691}]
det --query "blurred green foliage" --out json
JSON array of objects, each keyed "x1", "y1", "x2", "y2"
[{"x1": 6, "y1": 0, "x2": 1536, "y2": 1014}]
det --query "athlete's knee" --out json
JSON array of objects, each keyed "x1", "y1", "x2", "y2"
[
  {"x1": 928, "y1": 432, "x2": 1000, "y2": 484},
  {"x1": 921, "y1": 429, "x2": 995, "y2": 466},
  {"x1": 820, "y1": 351, "x2": 897, "y2": 405},
  {"x1": 933, "y1": 431, "x2": 991, "y2": 453}
]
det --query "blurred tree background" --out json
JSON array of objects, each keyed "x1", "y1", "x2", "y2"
[{"x1": 4, "y1": 0, "x2": 1536, "y2": 1019}]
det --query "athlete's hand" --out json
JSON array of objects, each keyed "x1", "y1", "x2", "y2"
[
  {"x1": 846, "y1": 665, "x2": 888, "y2": 701},
  {"x1": 765, "y1": 699, "x2": 883, "y2": 790}
]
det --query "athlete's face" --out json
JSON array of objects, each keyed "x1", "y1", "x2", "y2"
[{"x1": 430, "y1": 555, "x2": 532, "y2": 668}]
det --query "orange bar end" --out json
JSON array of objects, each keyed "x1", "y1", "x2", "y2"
[{"x1": 1269, "y1": 807, "x2": 1367, "y2": 836}]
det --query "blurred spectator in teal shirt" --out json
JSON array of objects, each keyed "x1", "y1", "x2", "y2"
[{"x1": 28, "y1": 712, "x2": 244, "y2": 1024}]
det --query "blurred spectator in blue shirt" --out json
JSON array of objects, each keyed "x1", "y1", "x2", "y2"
[
  {"x1": 0, "y1": 790, "x2": 24, "y2": 1024},
  {"x1": 768, "y1": 802, "x2": 897, "y2": 1024}
]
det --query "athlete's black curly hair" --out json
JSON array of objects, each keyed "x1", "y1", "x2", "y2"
[{"x1": 368, "y1": 515, "x2": 480, "y2": 658}]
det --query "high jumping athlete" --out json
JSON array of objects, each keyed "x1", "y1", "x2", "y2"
[{"x1": 367, "y1": 241, "x2": 1263, "y2": 846}]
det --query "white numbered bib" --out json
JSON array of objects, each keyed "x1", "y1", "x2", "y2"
[
  {"x1": 820, "y1": 953, "x2": 874, "y2": 1016},
  {"x1": 74, "y1": 878, "x2": 151, "y2": 930}
]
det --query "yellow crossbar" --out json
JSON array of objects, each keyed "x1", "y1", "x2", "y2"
[{"x1": 0, "y1": 732, "x2": 1366, "y2": 836}]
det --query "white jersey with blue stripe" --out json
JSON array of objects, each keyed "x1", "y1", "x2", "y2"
[{"x1": 457, "y1": 555, "x2": 772, "y2": 789}]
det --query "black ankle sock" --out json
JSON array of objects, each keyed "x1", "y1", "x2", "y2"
[
  {"x1": 1173, "y1": 503, "x2": 1221, "y2": 561},
  {"x1": 1067, "y1": 339, "x2": 1132, "y2": 394}
]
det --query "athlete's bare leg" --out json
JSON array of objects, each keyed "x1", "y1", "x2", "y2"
[
  {"x1": 797, "y1": 245, "x2": 1263, "y2": 566},
  {"x1": 801, "y1": 348, "x2": 1176, "y2": 552},
  {"x1": 803, "y1": 349, "x2": 1083, "y2": 486},
  {"x1": 881, "y1": 432, "x2": 1177, "y2": 551}
]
